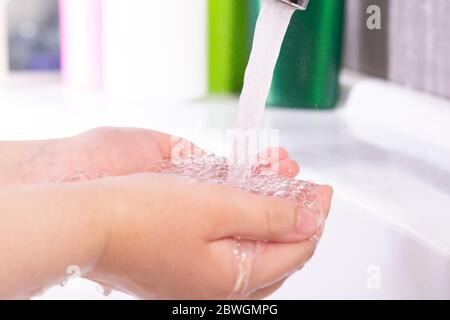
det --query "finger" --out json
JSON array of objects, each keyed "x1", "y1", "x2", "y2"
[
  {"x1": 212, "y1": 186, "x2": 320, "y2": 242},
  {"x1": 312, "y1": 185, "x2": 333, "y2": 220},
  {"x1": 249, "y1": 278, "x2": 287, "y2": 300},
  {"x1": 309, "y1": 185, "x2": 334, "y2": 239},
  {"x1": 278, "y1": 159, "x2": 300, "y2": 178},
  {"x1": 258, "y1": 147, "x2": 289, "y2": 163},
  {"x1": 272, "y1": 159, "x2": 300, "y2": 178},
  {"x1": 257, "y1": 158, "x2": 300, "y2": 178},
  {"x1": 248, "y1": 241, "x2": 315, "y2": 291},
  {"x1": 319, "y1": 185, "x2": 333, "y2": 219}
]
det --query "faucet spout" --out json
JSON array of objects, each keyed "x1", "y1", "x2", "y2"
[{"x1": 279, "y1": 0, "x2": 309, "y2": 10}]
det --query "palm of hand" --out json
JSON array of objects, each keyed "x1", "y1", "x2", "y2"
[{"x1": 29, "y1": 127, "x2": 299, "y2": 183}]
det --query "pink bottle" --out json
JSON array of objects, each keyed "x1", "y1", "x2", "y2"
[
  {"x1": 59, "y1": 0, "x2": 102, "y2": 89},
  {"x1": 0, "y1": 1, "x2": 8, "y2": 83}
]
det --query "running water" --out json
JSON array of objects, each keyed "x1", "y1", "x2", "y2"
[
  {"x1": 150, "y1": 1, "x2": 310, "y2": 299},
  {"x1": 228, "y1": 0, "x2": 296, "y2": 183},
  {"x1": 151, "y1": 154, "x2": 322, "y2": 205}
]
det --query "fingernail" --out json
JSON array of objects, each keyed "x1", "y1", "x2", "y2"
[{"x1": 297, "y1": 208, "x2": 317, "y2": 237}]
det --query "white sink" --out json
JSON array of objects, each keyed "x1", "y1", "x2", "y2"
[
  {"x1": 0, "y1": 71, "x2": 449, "y2": 299},
  {"x1": 270, "y1": 195, "x2": 450, "y2": 299},
  {"x1": 268, "y1": 75, "x2": 450, "y2": 299}
]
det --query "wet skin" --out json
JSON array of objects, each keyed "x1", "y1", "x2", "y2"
[{"x1": 0, "y1": 128, "x2": 333, "y2": 299}]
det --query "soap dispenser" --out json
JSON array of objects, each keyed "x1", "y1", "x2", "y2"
[{"x1": 249, "y1": 0, "x2": 345, "y2": 109}]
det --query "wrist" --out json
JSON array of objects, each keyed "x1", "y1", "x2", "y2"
[
  {"x1": 0, "y1": 141, "x2": 46, "y2": 184},
  {"x1": 0, "y1": 138, "x2": 75, "y2": 184},
  {"x1": 0, "y1": 182, "x2": 115, "y2": 298},
  {"x1": 73, "y1": 180, "x2": 116, "y2": 276}
]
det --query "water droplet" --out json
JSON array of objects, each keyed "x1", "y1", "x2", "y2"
[
  {"x1": 95, "y1": 283, "x2": 114, "y2": 297},
  {"x1": 151, "y1": 154, "x2": 322, "y2": 207}
]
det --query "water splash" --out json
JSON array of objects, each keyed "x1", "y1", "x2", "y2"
[
  {"x1": 152, "y1": 154, "x2": 320, "y2": 205},
  {"x1": 151, "y1": 154, "x2": 326, "y2": 298},
  {"x1": 229, "y1": 0, "x2": 296, "y2": 183}
]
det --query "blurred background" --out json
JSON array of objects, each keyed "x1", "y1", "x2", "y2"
[
  {"x1": 0, "y1": 0, "x2": 449, "y2": 102},
  {"x1": 0, "y1": 0, "x2": 449, "y2": 300},
  {"x1": 5, "y1": 0, "x2": 59, "y2": 71}
]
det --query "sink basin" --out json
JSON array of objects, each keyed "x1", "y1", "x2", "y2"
[
  {"x1": 269, "y1": 195, "x2": 450, "y2": 299},
  {"x1": 267, "y1": 74, "x2": 450, "y2": 299}
]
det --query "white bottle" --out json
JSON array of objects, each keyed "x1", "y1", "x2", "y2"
[
  {"x1": 0, "y1": 0, "x2": 8, "y2": 83},
  {"x1": 102, "y1": 0, "x2": 207, "y2": 103},
  {"x1": 59, "y1": 0, "x2": 103, "y2": 89}
]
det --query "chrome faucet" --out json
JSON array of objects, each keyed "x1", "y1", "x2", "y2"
[{"x1": 279, "y1": 0, "x2": 309, "y2": 10}]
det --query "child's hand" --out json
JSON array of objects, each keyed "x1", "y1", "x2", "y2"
[
  {"x1": 0, "y1": 127, "x2": 332, "y2": 300},
  {"x1": 85, "y1": 173, "x2": 333, "y2": 300},
  {"x1": 9, "y1": 127, "x2": 299, "y2": 184}
]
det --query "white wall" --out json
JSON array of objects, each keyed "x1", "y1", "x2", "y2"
[{"x1": 102, "y1": 0, "x2": 207, "y2": 102}]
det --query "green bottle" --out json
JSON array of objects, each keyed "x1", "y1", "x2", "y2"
[
  {"x1": 248, "y1": 0, "x2": 345, "y2": 109},
  {"x1": 208, "y1": 0, "x2": 250, "y2": 94}
]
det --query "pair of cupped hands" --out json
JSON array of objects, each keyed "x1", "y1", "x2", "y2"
[{"x1": 5, "y1": 127, "x2": 333, "y2": 300}]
